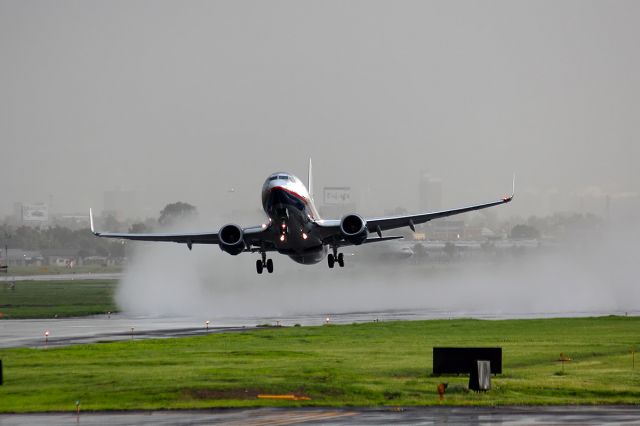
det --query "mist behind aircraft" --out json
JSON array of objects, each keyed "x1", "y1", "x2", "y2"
[{"x1": 115, "y1": 216, "x2": 640, "y2": 319}]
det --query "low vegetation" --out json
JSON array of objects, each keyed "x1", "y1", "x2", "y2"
[
  {"x1": 0, "y1": 316, "x2": 638, "y2": 412},
  {"x1": 0, "y1": 280, "x2": 118, "y2": 319}
]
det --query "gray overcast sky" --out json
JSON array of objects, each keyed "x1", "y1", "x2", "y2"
[{"x1": 1, "y1": 1, "x2": 638, "y2": 220}]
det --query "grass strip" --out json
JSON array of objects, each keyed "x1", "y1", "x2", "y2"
[
  {"x1": 0, "y1": 280, "x2": 118, "y2": 319},
  {"x1": 0, "y1": 316, "x2": 639, "y2": 411}
]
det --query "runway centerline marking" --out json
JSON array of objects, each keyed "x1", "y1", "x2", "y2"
[{"x1": 227, "y1": 410, "x2": 358, "y2": 426}]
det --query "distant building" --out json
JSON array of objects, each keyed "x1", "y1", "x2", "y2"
[
  {"x1": 12, "y1": 202, "x2": 50, "y2": 227},
  {"x1": 40, "y1": 249, "x2": 82, "y2": 267},
  {"x1": 419, "y1": 173, "x2": 442, "y2": 212},
  {"x1": 319, "y1": 186, "x2": 357, "y2": 218},
  {"x1": 1, "y1": 249, "x2": 44, "y2": 266},
  {"x1": 426, "y1": 220, "x2": 465, "y2": 241}
]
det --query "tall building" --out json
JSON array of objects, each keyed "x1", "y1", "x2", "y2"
[{"x1": 419, "y1": 173, "x2": 442, "y2": 212}]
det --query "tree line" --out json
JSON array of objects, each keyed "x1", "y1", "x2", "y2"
[
  {"x1": 0, "y1": 202, "x2": 198, "y2": 258},
  {"x1": 0, "y1": 224, "x2": 125, "y2": 258}
]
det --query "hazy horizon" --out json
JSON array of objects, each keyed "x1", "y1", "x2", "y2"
[{"x1": 2, "y1": 1, "x2": 639, "y2": 223}]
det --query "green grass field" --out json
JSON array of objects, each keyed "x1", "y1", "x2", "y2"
[
  {"x1": 1, "y1": 316, "x2": 639, "y2": 412},
  {"x1": 0, "y1": 280, "x2": 118, "y2": 319}
]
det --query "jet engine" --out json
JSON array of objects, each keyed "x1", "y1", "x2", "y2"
[
  {"x1": 218, "y1": 224, "x2": 245, "y2": 255},
  {"x1": 340, "y1": 214, "x2": 368, "y2": 245}
]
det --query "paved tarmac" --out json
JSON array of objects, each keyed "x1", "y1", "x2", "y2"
[
  {"x1": 0, "y1": 272, "x2": 122, "y2": 282},
  {"x1": 0, "y1": 315, "x2": 257, "y2": 349},
  {"x1": 1, "y1": 406, "x2": 639, "y2": 425},
  {"x1": 3, "y1": 307, "x2": 639, "y2": 349}
]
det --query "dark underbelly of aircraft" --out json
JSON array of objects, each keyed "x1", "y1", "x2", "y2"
[{"x1": 277, "y1": 244, "x2": 326, "y2": 264}]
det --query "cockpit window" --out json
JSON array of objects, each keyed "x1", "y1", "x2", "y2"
[{"x1": 270, "y1": 174, "x2": 294, "y2": 182}]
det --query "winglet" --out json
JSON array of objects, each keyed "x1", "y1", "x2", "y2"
[
  {"x1": 89, "y1": 208, "x2": 97, "y2": 235},
  {"x1": 308, "y1": 158, "x2": 314, "y2": 200},
  {"x1": 503, "y1": 174, "x2": 516, "y2": 202}
]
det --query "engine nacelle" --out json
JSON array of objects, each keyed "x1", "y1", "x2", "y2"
[
  {"x1": 218, "y1": 224, "x2": 245, "y2": 255},
  {"x1": 340, "y1": 214, "x2": 368, "y2": 245}
]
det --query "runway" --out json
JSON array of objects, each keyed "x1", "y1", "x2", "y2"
[
  {"x1": 1, "y1": 406, "x2": 639, "y2": 425},
  {"x1": 2, "y1": 308, "x2": 637, "y2": 349},
  {"x1": 0, "y1": 273, "x2": 122, "y2": 282}
]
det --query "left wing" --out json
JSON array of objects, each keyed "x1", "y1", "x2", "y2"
[
  {"x1": 89, "y1": 209, "x2": 273, "y2": 250},
  {"x1": 92, "y1": 229, "x2": 221, "y2": 244}
]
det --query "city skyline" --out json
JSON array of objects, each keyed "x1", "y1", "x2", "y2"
[{"x1": 1, "y1": 1, "x2": 638, "y2": 223}]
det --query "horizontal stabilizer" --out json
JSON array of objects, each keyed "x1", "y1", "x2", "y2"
[
  {"x1": 334, "y1": 235, "x2": 403, "y2": 248},
  {"x1": 362, "y1": 236, "x2": 404, "y2": 244}
]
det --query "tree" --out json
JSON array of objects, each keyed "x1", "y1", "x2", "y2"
[
  {"x1": 443, "y1": 241, "x2": 458, "y2": 258},
  {"x1": 102, "y1": 214, "x2": 123, "y2": 233},
  {"x1": 510, "y1": 224, "x2": 540, "y2": 240},
  {"x1": 158, "y1": 202, "x2": 197, "y2": 226},
  {"x1": 129, "y1": 222, "x2": 150, "y2": 233}
]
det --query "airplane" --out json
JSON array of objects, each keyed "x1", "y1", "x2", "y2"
[{"x1": 90, "y1": 160, "x2": 514, "y2": 274}]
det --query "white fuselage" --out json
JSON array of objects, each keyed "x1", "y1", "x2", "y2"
[{"x1": 260, "y1": 173, "x2": 327, "y2": 264}]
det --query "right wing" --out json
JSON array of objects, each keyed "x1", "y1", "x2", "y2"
[
  {"x1": 366, "y1": 176, "x2": 515, "y2": 233},
  {"x1": 315, "y1": 176, "x2": 515, "y2": 239},
  {"x1": 366, "y1": 195, "x2": 513, "y2": 233},
  {"x1": 334, "y1": 235, "x2": 404, "y2": 247}
]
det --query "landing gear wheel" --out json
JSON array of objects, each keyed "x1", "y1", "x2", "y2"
[
  {"x1": 256, "y1": 259, "x2": 264, "y2": 274},
  {"x1": 338, "y1": 253, "x2": 344, "y2": 267},
  {"x1": 328, "y1": 254, "x2": 335, "y2": 268},
  {"x1": 266, "y1": 258, "x2": 274, "y2": 274}
]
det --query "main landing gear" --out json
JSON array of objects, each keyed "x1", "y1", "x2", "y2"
[
  {"x1": 327, "y1": 246, "x2": 344, "y2": 269},
  {"x1": 256, "y1": 251, "x2": 273, "y2": 274}
]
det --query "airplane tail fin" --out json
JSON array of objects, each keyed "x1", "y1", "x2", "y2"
[{"x1": 308, "y1": 158, "x2": 314, "y2": 200}]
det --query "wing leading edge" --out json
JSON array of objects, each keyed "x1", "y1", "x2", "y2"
[
  {"x1": 89, "y1": 209, "x2": 274, "y2": 249},
  {"x1": 92, "y1": 230, "x2": 220, "y2": 244},
  {"x1": 367, "y1": 196, "x2": 513, "y2": 233},
  {"x1": 367, "y1": 177, "x2": 514, "y2": 233},
  {"x1": 317, "y1": 176, "x2": 515, "y2": 236},
  {"x1": 90, "y1": 208, "x2": 222, "y2": 245}
]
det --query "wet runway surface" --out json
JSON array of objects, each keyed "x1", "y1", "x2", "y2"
[
  {"x1": 2, "y1": 308, "x2": 638, "y2": 349},
  {"x1": 0, "y1": 315, "x2": 251, "y2": 349},
  {"x1": 1, "y1": 406, "x2": 640, "y2": 425},
  {"x1": 0, "y1": 273, "x2": 122, "y2": 282}
]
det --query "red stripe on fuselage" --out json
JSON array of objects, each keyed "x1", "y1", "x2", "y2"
[{"x1": 270, "y1": 186, "x2": 316, "y2": 220}]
